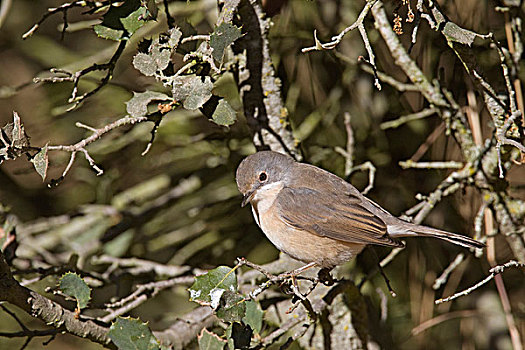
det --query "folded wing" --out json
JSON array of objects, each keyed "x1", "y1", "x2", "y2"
[{"x1": 275, "y1": 186, "x2": 403, "y2": 247}]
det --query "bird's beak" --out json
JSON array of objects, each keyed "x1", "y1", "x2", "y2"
[{"x1": 241, "y1": 190, "x2": 256, "y2": 207}]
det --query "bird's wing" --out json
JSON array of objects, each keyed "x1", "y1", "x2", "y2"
[{"x1": 275, "y1": 186, "x2": 403, "y2": 247}]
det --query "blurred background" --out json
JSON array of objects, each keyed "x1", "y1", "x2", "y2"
[{"x1": 0, "y1": 0, "x2": 524, "y2": 349}]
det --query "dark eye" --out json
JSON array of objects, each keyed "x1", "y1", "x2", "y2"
[{"x1": 258, "y1": 172, "x2": 267, "y2": 181}]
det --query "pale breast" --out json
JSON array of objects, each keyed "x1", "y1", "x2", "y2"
[{"x1": 251, "y1": 184, "x2": 366, "y2": 268}]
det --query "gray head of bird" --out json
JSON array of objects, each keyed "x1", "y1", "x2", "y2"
[{"x1": 235, "y1": 151, "x2": 295, "y2": 207}]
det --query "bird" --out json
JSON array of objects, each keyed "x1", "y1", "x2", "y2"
[{"x1": 235, "y1": 151, "x2": 484, "y2": 271}]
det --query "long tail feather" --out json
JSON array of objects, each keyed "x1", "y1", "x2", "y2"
[{"x1": 389, "y1": 223, "x2": 485, "y2": 249}]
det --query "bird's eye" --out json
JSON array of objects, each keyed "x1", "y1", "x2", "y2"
[{"x1": 258, "y1": 172, "x2": 268, "y2": 182}]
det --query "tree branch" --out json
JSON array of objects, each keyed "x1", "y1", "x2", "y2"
[{"x1": 229, "y1": 0, "x2": 301, "y2": 159}]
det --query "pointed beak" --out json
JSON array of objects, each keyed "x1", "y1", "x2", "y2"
[{"x1": 241, "y1": 190, "x2": 256, "y2": 207}]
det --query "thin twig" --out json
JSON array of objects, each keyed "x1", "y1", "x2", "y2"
[
  {"x1": 34, "y1": 40, "x2": 127, "y2": 111},
  {"x1": 181, "y1": 35, "x2": 210, "y2": 44},
  {"x1": 358, "y1": 61, "x2": 420, "y2": 92},
  {"x1": 411, "y1": 309, "x2": 478, "y2": 336},
  {"x1": 237, "y1": 258, "x2": 317, "y2": 300},
  {"x1": 342, "y1": 112, "x2": 354, "y2": 177},
  {"x1": 302, "y1": 0, "x2": 380, "y2": 89},
  {"x1": 350, "y1": 161, "x2": 376, "y2": 195},
  {"x1": 432, "y1": 253, "x2": 465, "y2": 290},
  {"x1": 435, "y1": 260, "x2": 525, "y2": 304},
  {"x1": 302, "y1": 0, "x2": 377, "y2": 52},
  {"x1": 47, "y1": 115, "x2": 148, "y2": 184},
  {"x1": 380, "y1": 108, "x2": 438, "y2": 130},
  {"x1": 101, "y1": 276, "x2": 194, "y2": 323},
  {"x1": 399, "y1": 160, "x2": 464, "y2": 170},
  {"x1": 22, "y1": 1, "x2": 107, "y2": 39},
  {"x1": 380, "y1": 245, "x2": 406, "y2": 268}
]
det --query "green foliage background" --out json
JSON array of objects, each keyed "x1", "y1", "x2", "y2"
[{"x1": 0, "y1": 0, "x2": 524, "y2": 349}]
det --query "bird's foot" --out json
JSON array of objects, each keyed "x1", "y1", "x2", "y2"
[{"x1": 317, "y1": 267, "x2": 335, "y2": 286}]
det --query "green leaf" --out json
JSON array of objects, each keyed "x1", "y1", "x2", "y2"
[
  {"x1": 210, "y1": 23, "x2": 242, "y2": 62},
  {"x1": 58, "y1": 272, "x2": 91, "y2": 309},
  {"x1": 172, "y1": 75, "x2": 213, "y2": 110},
  {"x1": 189, "y1": 266, "x2": 238, "y2": 305},
  {"x1": 30, "y1": 143, "x2": 48, "y2": 181},
  {"x1": 93, "y1": 0, "x2": 150, "y2": 41},
  {"x1": 216, "y1": 291, "x2": 246, "y2": 323},
  {"x1": 126, "y1": 91, "x2": 171, "y2": 118},
  {"x1": 120, "y1": 6, "x2": 148, "y2": 35},
  {"x1": 198, "y1": 329, "x2": 226, "y2": 350},
  {"x1": 109, "y1": 317, "x2": 160, "y2": 350},
  {"x1": 243, "y1": 300, "x2": 263, "y2": 334},
  {"x1": 211, "y1": 99, "x2": 236, "y2": 126}
]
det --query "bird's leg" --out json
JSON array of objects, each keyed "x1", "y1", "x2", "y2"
[
  {"x1": 317, "y1": 267, "x2": 335, "y2": 286},
  {"x1": 278, "y1": 262, "x2": 317, "y2": 298},
  {"x1": 283, "y1": 262, "x2": 318, "y2": 277}
]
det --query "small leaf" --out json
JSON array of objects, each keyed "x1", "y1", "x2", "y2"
[
  {"x1": 11, "y1": 112, "x2": 24, "y2": 145},
  {"x1": 109, "y1": 317, "x2": 160, "y2": 350},
  {"x1": 126, "y1": 91, "x2": 171, "y2": 118},
  {"x1": 133, "y1": 53, "x2": 157, "y2": 76},
  {"x1": 211, "y1": 99, "x2": 236, "y2": 126},
  {"x1": 8, "y1": 111, "x2": 30, "y2": 148},
  {"x1": 210, "y1": 22, "x2": 242, "y2": 62},
  {"x1": 189, "y1": 266, "x2": 238, "y2": 305},
  {"x1": 150, "y1": 47, "x2": 171, "y2": 71},
  {"x1": 58, "y1": 272, "x2": 91, "y2": 309},
  {"x1": 216, "y1": 291, "x2": 246, "y2": 323},
  {"x1": 120, "y1": 6, "x2": 148, "y2": 36},
  {"x1": 93, "y1": 24, "x2": 124, "y2": 41},
  {"x1": 443, "y1": 22, "x2": 477, "y2": 46},
  {"x1": 198, "y1": 329, "x2": 226, "y2": 350},
  {"x1": 93, "y1": 0, "x2": 149, "y2": 41},
  {"x1": 243, "y1": 300, "x2": 263, "y2": 334},
  {"x1": 168, "y1": 27, "x2": 182, "y2": 48},
  {"x1": 172, "y1": 75, "x2": 213, "y2": 110},
  {"x1": 30, "y1": 143, "x2": 49, "y2": 181},
  {"x1": 1, "y1": 112, "x2": 31, "y2": 163}
]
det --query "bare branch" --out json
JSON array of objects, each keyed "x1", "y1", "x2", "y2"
[
  {"x1": 380, "y1": 108, "x2": 438, "y2": 130},
  {"x1": 302, "y1": 0, "x2": 381, "y2": 89},
  {"x1": 302, "y1": 0, "x2": 377, "y2": 52},
  {"x1": 433, "y1": 253, "x2": 465, "y2": 290},
  {"x1": 435, "y1": 260, "x2": 525, "y2": 304},
  {"x1": 230, "y1": 0, "x2": 301, "y2": 159},
  {"x1": 47, "y1": 115, "x2": 148, "y2": 184},
  {"x1": 399, "y1": 160, "x2": 464, "y2": 170},
  {"x1": 101, "y1": 276, "x2": 194, "y2": 323}
]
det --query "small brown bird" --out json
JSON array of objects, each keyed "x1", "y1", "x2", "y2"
[{"x1": 236, "y1": 151, "x2": 484, "y2": 270}]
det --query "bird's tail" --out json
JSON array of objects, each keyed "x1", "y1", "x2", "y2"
[{"x1": 388, "y1": 223, "x2": 485, "y2": 249}]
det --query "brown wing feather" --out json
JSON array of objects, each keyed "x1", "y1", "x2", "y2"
[{"x1": 275, "y1": 187, "x2": 402, "y2": 247}]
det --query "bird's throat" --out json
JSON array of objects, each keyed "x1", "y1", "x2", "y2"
[{"x1": 249, "y1": 181, "x2": 284, "y2": 228}]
